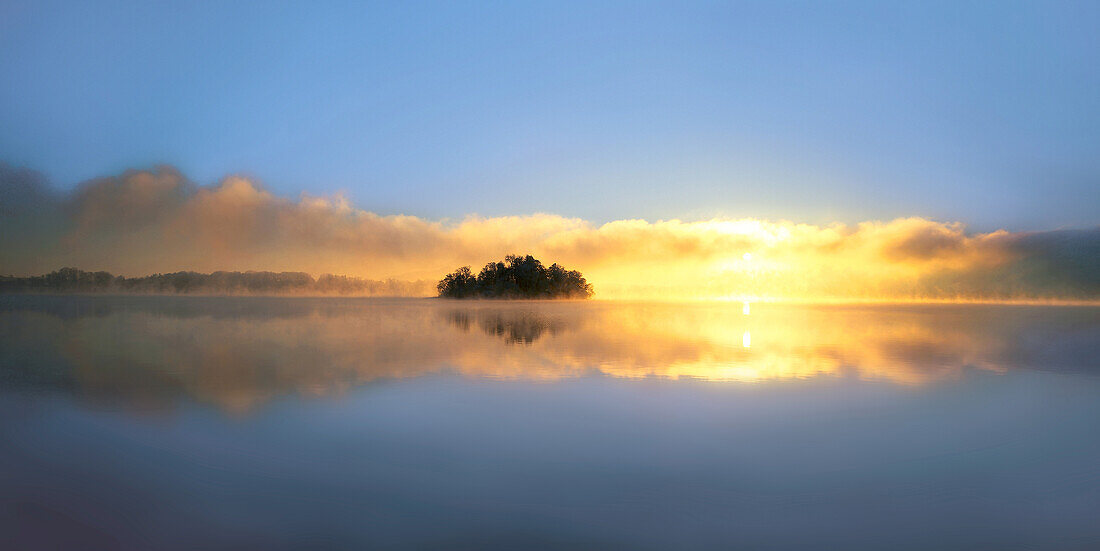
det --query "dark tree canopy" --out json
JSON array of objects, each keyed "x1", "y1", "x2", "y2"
[{"x1": 437, "y1": 255, "x2": 594, "y2": 299}]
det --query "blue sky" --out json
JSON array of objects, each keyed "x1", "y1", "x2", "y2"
[{"x1": 1, "y1": 1, "x2": 1097, "y2": 231}]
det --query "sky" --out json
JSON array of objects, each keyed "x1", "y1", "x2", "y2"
[
  {"x1": 2, "y1": 1, "x2": 1098, "y2": 231},
  {"x1": 1, "y1": 2, "x2": 1098, "y2": 300}
]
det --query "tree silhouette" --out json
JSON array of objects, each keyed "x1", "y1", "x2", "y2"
[{"x1": 437, "y1": 255, "x2": 593, "y2": 299}]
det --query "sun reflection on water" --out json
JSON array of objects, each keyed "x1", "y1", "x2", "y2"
[{"x1": 0, "y1": 297, "x2": 1095, "y2": 413}]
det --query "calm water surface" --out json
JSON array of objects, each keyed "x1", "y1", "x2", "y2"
[{"x1": 1, "y1": 296, "x2": 1098, "y2": 550}]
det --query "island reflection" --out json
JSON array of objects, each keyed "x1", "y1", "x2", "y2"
[{"x1": 0, "y1": 296, "x2": 1096, "y2": 414}]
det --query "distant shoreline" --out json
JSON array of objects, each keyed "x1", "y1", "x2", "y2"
[{"x1": 0, "y1": 268, "x2": 435, "y2": 297}]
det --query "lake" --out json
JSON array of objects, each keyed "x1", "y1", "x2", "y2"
[{"x1": 1, "y1": 295, "x2": 1098, "y2": 550}]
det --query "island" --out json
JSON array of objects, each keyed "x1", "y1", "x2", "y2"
[{"x1": 437, "y1": 255, "x2": 593, "y2": 299}]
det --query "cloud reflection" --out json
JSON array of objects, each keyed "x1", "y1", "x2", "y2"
[{"x1": 0, "y1": 296, "x2": 1096, "y2": 414}]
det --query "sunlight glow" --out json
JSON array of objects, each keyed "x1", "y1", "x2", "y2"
[
  {"x1": 39, "y1": 301, "x2": 1036, "y2": 414},
  {"x1": 7, "y1": 167, "x2": 1092, "y2": 303}
]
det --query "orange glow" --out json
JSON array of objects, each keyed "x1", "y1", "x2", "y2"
[
  {"x1": 3, "y1": 299, "x2": 1077, "y2": 414},
  {"x1": 3, "y1": 168, "x2": 1095, "y2": 303}
]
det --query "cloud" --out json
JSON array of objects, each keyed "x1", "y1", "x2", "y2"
[{"x1": 1, "y1": 164, "x2": 1097, "y2": 301}]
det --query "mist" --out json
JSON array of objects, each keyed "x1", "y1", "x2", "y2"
[{"x1": 1, "y1": 165, "x2": 1097, "y2": 301}]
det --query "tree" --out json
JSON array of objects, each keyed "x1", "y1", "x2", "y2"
[
  {"x1": 436, "y1": 266, "x2": 478, "y2": 298},
  {"x1": 437, "y1": 255, "x2": 593, "y2": 299}
]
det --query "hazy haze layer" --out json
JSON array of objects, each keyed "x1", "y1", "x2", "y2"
[{"x1": 1, "y1": 166, "x2": 1097, "y2": 301}]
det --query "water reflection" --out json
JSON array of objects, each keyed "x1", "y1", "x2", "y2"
[
  {"x1": 0, "y1": 295, "x2": 1096, "y2": 413},
  {"x1": 447, "y1": 309, "x2": 567, "y2": 344}
]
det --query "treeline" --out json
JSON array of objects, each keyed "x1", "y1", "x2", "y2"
[
  {"x1": 438, "y1": 255, "x2": 593, "y2": 299},
  {"x1": 0, "y1": 267, "x2": 434, "y2": 296}
]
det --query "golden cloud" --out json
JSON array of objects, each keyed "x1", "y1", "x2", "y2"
[{"x1": 1, "y1": 165, "x2": 1097, "y2": 301}]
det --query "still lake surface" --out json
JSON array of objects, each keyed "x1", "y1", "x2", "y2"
[{"x1": 1, "y1": 295, "x2": 1098, "y2": 550}]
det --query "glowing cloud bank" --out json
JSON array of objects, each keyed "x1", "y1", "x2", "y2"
[{"x1": 1, "y1": 165, "x2": 1097, "y2": 301}]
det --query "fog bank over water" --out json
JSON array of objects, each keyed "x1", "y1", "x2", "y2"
[
  {"x1": 2, "y1": 165, "x2": 1097, "y2": 301},
  {"x1": 0, "y1": 267, "x2": 434, "y2": 296}
]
